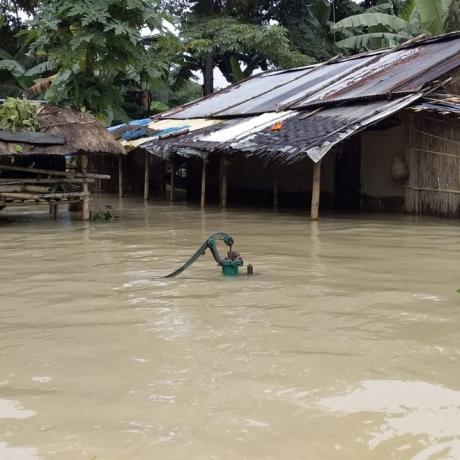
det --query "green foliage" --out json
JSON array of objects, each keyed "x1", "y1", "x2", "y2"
[
  {"x1": 331, "y1": 0, "x2": 431, "y2": 53},
  {"x1": 150, "y1": 100, "x2": 170, "y2": 113},
  {"x1": 0, "y1": 97, "x2": 39, "y2": 132},
  {"x1": 184, "y1": 14, "x2": 311, "y2": 85},
  {"x1": 91, "y1": 209, "x2": 114, "y2": 221},
  {"x1": 0, "y1": 0, "x2": 38, "y2": 56},
  {"x1": 3, "y1": 0, "x2": 458, "y2": 119},
  {"x1": 334, "y1": 0, "x2": 460, "y2": 53},
  {"x1": 332, "y1": 11, "x2": 421, "y2": 51},
  {"x1": 274, "y1": 0, "x2": 336, "y2": 62},
  {"x1": 444, "y1": 0, "x2": 460, "y2": 33},
  {"x1": 312, "y1": 0, "x2": 332, "y2": 26},
  {"x1": 333, "y1": 12, "x2": 410, "y2": 31},
  {"x1": 149, "y1": 78, "x2": 202, "y2": 114},
  {"x1": 408, "y1": 0, "x2": 452, "y2": 34},
  {"x1": 168, "y1": 79, "x2": 202, "y2": 105},
  {"x1": 336, "y1": 32, "x2": 407, "y2": 50},
  {"x1": 28, "y1": 0, "x2": 168, "y2": 125},
  {"x1": 0, "y1": 43, "x2": 53, "y2": 98},
  {"x1": 0, "y1": 57, "x2": 33, "y2": 89},
  {"x1": 334, "y1": 0, "x2": 364, "y2": 21}
]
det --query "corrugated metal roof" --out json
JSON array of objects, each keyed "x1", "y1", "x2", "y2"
[
  {"x1": 162, "y1": 34, "x2": 460, "y2": 119},
  {"x1": 146, "y1": 94, "x2": 422, "y2": 164},
  {"x1": 291, "y1": 39, "x2": 460, "y2": 108}
]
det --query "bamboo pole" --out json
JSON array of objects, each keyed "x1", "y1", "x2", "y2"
[
  {"x1": 170, "y1": 159, "x2": 176, "y2": 202},
  {"x1": 0, "y1": 191, "x2": 88, "y2": 200},
  {"x1": 0, "y1": 178, "x2": 96, "y2": 185},
  {"x1": 80, "y1": 154, "x2": 90, "y2": 220},
  {"x1": 200, "y1": 158, "x2": 208, "y2": 209},
  {"x1": 273, "y1": 168, "x2": 278, "y2": 208},
  {"x1": 144, "y1": 151, "x2": 150, "y2": 201},
  {"x1": 23, "y1": 185, "x2": 49, "y2": 193},
  {"x1": 311, "y1": 160, "x2": 321, "y2": 221},
  {"x1": 0, "y1": 192, "x2": 39, "y2": 200},
  {"x1": 2, "y1": 198, "x2": 81, "y2": 207},
  {"x1": 118, "y1": 156, "x2": 123, "y2": 198},
  {"x1": 405, "y1": 185, "x2": 460, "y2": 195},
  {"x1": 412, "y1": 147, "x2": 460, "y2": 159},
  {"x1": 220, "y1": 156, "x2": 229, "y2": 208},
  {"x1": 0, "y1": 164, "x2": 110, "y2": 179}
]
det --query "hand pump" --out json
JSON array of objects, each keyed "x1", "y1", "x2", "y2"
[{"x1": 162, "y1": 232, "x2": 247, "y2": 278}]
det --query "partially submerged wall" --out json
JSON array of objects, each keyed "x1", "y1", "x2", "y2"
[
  {"x1": 360, "y1": 121, "x2": 405, "y2": 212},
  {"x1": 405, "y1": 112, "x2": 460, "y2": 217}
]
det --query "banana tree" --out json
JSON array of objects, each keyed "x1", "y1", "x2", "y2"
[
  {"x1": 331, "y1": 11, "x2": 421, "y2": 51},
  {"x1": 403, "y1": 0, "x2": 460, "y2": 35},
  {"x1": 0, "y1": 47, "x2": 54, "y2": 97},
  {"x1": 331, "y1": 0, "x2": 459, "y2": 53}
]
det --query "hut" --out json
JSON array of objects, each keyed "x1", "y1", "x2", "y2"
[
  {"x1": 0, "y1": 103, "x2": 125, "y2": 219},
  {"x1": 118, "y1": 33, "x2": 460, "y2": 219}
]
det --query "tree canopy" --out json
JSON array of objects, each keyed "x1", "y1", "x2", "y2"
[
  {"x1": 332, "y1": 0, "x2": 460, "y2": 52},
  {"x1": 0, "y1": 0, "x2": 459, "y2": 123}
]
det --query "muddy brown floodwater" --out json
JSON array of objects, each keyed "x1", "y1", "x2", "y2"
[{"x1": 1, "y1": 197, "x2": 460, "y2": 459}]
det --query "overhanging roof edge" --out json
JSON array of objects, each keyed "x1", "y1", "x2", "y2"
[{"x1": 304, "y1": 93, "x2": 424, "y2": 163}]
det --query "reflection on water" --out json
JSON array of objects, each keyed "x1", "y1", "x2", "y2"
[
  {"x1": 0, "y1": 399, "x2": 36, "y2": 420},
  {"x1": 1, "y1": 197, "x2": 460, "y2": 459},
  {"x1": 0, "y1": 399, "x2": 37, "y2": 459},
  {"x1": 320, "y1": 380, "x2": 460, "y2": 455}
]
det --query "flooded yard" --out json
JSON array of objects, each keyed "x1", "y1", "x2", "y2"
[{"x1": 1, "y1": 197, "x2": 460, "y2": 459}]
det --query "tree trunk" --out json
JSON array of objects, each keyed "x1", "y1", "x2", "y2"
[{"x1": 203, "y1": 53, "x2": 214, "y2": 96}]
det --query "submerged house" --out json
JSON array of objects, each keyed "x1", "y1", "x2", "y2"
[
  {"x1": 121, "y1": 33, "x2": 460, "y2": 218},
  {"x1": 0, "y1": 104, "x2": 125, "y2": 219}
]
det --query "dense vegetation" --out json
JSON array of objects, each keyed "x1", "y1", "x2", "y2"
[{"x1": 0, "y1": 0, "x2": 458, "y2": 124}]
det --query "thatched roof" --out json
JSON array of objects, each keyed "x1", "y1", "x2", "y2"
[{"x1": 0, "y1": 105, "x2": 125, "y2": 156}]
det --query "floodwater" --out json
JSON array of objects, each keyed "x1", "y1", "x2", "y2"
[{"x1": 1, "y1": 197, "x2": 460, "y2": 460}]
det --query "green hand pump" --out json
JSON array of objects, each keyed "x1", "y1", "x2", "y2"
[{"x1": 163, "y1": 232, "x2": 248, "y2": 278}]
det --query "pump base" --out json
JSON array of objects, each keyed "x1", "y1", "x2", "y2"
[{"x1": 221, "y1": 259, "x2": 242, "y2": 276}]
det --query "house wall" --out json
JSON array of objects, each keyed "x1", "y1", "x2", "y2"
[
  {"x1": 360, "y1": 120, "x2": 406, "y2": 212},
  {"x1": 405, "y1": 112, "x2": 460, "y2": 217}
]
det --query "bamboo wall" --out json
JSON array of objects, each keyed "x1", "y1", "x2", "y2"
[{"x1": 405, "y1": 112, "x2": 460, "y2": 217}]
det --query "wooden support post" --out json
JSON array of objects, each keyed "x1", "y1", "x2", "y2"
[
  {"x1": 170, "y1": 159, "x2": 176, "y2": 202},
  {"x1": 220, "y1": 156, "x2": 229, "y2": 208},
  {"x1": 311, "y1": 160, "x2": 321, "y2": 221},
  {"x1": 219, "y1": 158, "x2": 223, "y2": 203},
  {"x1": 80, "y1": 154, "x2": 90, "y2": 221},
  {"x1": 144, "y1": 151, "x2": 150, "y2": 201},
  {"x1": 118, "y1": 156, "x2": 123, "y2": 198},
  {"x1": 200, "y1": 158, "x2": 208, "y2": 209},
  {"x1": 273, "y1": 168, "x2": 278, "y2": 208},
  {"x1": 50, "y1": 203, "x2": 58, "y2": 220}
]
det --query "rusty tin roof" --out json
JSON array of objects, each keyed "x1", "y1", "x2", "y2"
[{"x1": 163, "y1": 33, "x2": 460, "y2": 119}]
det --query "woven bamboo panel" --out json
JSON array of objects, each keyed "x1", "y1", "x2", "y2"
[{"x1": 405, "y1": 113, "x2": 460, "y2": 216}]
